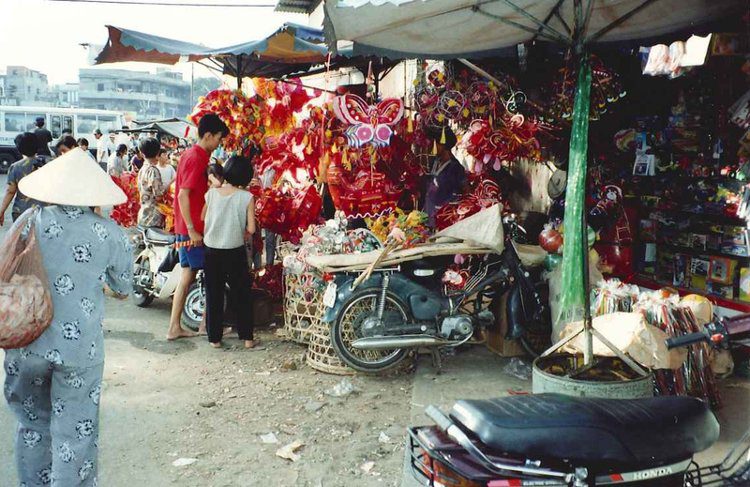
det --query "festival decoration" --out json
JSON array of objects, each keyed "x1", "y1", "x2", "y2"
[
  {"x1": 255, "y1": 184, "x2": 322, "y2": 243},
  {"x1": 110, "y1": 172, "x2": 140, "y2": 228},
  {"x1": 157, "y1": 183, "x2": 176, "y2": 232},
  {"x1": 253, "y1": 78, "x2": 317, "y2": 136},
  {"x1": 366, "y1": 209, "x2": 430, "y2": 248},
  {"x1": 189, "y1": 89, "x2": 264, "y2": 156},
  {"x1": 461, "y1": 115, "x2": 541, "y2": 172},
  {"x1": 442, "y1": 266, "x2": 470, "y2": 292},
  {"x1": 539, "y1": 226, "x2": 563, "y2": 254},
  {"x1": 544, "y1": 54, "x2": 625, "y2": 123},
  {"x1": 333, "y1": 94, "x2": 404, "y2": 148},
  {"x1": 253, "y1": 263, "x2": 284, "y2": 300},
  {"x1": 434, "y1": 177, "x2": 506, "y2": 230}
]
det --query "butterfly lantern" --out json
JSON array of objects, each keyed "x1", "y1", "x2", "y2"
[{"x1": 333, "y1": 94, "x2": 404, "y2": 148}]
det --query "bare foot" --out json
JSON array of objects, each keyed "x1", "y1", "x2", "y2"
[
  {"x1": 210, "y1": 342, "x2": 222, "y2": 348},
  {"x1": 166, "y1": 328, "x2": 198, "y2": 341},
  {"x1": 244, "y1": 340, "x2": 256, "y2": 349}
]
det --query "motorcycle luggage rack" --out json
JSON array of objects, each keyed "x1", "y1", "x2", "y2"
[
  {"x1": 685, "y1": 429, "x2": 750, "y2": 486},
  {"x1": 406, "y1": 427, "x2": 571, "y2": 487}
]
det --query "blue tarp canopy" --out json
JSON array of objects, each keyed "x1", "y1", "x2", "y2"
[{"x1": 95, "y1": 22, "x2": 355, "y2": 79}]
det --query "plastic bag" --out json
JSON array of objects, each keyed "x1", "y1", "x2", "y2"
[
  {"x1": 503, "y1": 357, "x2": 532, "y2": 381},
  {"x1": 0, "y1": 209, "x2": 54, "y2": 349}
]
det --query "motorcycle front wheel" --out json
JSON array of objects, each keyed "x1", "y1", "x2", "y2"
[
  {"x1": 132, "y1": 258, "x2": 154, "y2": 307},
  {"x1": 331, "y1": 289, "x2": 409, "y2": 373}
]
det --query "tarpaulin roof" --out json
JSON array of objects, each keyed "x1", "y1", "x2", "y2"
[
  {"x1": 275, "y1": 0, "x2": 323, "y2": 14},
  {"x1": 324, "y1": 0, "x2": 745, "y2": 59},
  {"x1": 123, "y1": 119, "x2": 196, "y2": 139},
  {"x1": 95, "y1": 23, "x2": 350, "y2": 79}
]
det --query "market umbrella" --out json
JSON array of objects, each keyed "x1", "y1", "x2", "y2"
[{"x1": 324, "y1": 0, "x2": 744, "y2": 366}]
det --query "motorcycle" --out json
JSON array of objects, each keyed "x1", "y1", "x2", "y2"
[
  {"x1": 130, "y1": 226, "x2": 205, "y2": 331},
  {"x1": 406, "y1": 331, "x2": 750, "y2": 486},
  {"x1": 322, "y1": 216, "x2": 551, "y2": 373}
]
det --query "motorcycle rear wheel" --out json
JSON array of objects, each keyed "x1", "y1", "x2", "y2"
[
  {"x1": 331, "y1": 289, "x2": 409, "y2": 373},
  {"x1": 181, "y1": 282, "x2": 204, "y2": 331},
  {"x1": 132, "y1": 258, "x2": 154, "y2": 307}
]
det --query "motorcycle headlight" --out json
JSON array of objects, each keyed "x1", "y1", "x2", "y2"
[{"x1": 129, "y1": 231, "x2": 144, "y2": 248}]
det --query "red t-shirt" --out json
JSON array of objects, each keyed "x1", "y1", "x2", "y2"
[{"x1": 174, "y1": 145, "x2": 209, "y2": 235}]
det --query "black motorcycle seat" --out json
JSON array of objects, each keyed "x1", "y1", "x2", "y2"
[
  {"x1": 450, "y1": 393, "x2": 719, "y2": 465},
  {"x1": 145, "y1": 227, "x2": 175, "y2": 244}
]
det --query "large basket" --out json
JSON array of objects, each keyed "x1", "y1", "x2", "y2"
[
  {"x1": 306, "y1": 320, "x2": 353, "y2": 375},
  {"x1": 282, "y1": 273, "x2": 323, "y2": 345},
  {"x1": 277, "y1": 241, "x2": 299, "y2": 261}
]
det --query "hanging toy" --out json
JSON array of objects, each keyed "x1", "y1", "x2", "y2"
[{"x1": 333, "y1": 94, "x2": 404, "y2": 148}]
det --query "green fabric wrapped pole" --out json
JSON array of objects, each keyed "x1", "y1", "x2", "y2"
[{"x1": 558, "y1": 55, "x2": 592, "y2": 325}]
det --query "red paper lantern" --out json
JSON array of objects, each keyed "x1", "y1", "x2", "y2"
[{"x1": 539, "y1": 228, "x2": 563, "y2": 253}]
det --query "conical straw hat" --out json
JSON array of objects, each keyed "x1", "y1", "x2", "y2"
[{"x1": 19, "y1": 148, "x2": 127, "y2": 207}]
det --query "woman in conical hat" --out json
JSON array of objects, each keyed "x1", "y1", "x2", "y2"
[{"x1": 4, "y1": 148, "x2": 132, "y2": 486}]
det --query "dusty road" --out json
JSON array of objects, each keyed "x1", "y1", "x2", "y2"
[{"x1": 0, "y1": 297, "x2": 414, "y2": 487}]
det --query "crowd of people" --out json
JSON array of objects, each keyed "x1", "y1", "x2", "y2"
[
  {"x1": 1, "y1": 111, "x2": 261, "y2": 485},
  {"x1": 0, "y1": 105, "x2": 471, "y2": 485}
]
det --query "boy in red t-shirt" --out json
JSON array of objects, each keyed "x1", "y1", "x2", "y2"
[{"x1": 167, "y1": 113, "x2": 228, "y2": 340}]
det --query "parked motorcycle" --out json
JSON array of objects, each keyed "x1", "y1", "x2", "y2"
[
  {"x1": 131, "y1": 226, "x2": 205, "y2": 330},
  {"x1": 323, "y1": 216, "x2": 551, "y2": 373},
  {"x1": 406, "y1": 332, "x2": 750, "y2": 486}
]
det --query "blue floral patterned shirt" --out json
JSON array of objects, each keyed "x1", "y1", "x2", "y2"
[{"x1": 21, "y1": 206, "x2": 132, "y2": 367}]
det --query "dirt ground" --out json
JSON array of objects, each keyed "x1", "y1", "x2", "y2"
[{"x1": 0, "y1": 297, "x2": 414, "y2": 487}]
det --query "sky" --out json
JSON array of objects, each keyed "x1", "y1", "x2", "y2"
[{"x1": 0, "y1": 0, "x2": 309, "y2": 85}]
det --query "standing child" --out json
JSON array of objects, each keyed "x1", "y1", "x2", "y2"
[{"x1": 202, "y1": 156, "x2": 256, "y2": 348}]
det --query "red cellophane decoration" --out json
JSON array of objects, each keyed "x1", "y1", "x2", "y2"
[
  {"x1": 435, "y1": 176, "x2": 507, "y2": 230},
  {"x1": 190, "y1": 89, "x2": 264, "y2": 156},
  {"x1": 462, "y1": 115, "x2": 541, "y2": 173},
  {"x1": 254, "y1": 78, "x2": 318, "y2": 136},
  {"x1": 255, "y1": 185, "x2": 322, "y2": 243},
  {"x1": 110, "y1": 172, "x2": 140, "y2": 228}
]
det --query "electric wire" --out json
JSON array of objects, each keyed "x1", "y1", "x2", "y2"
[{"x1": 46, "y1": 0, "x2": 275, "y2": 7}]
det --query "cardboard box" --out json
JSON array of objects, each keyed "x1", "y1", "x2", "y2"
[
  {"x1": 673, "y1": 254, "x2": 690, "y2": 287},
  {"x1": 740, "y1": 268, "x2": 750, "y2": 302},
  {"x1": 691, "y1": 275, "x2": 708, "y2": 291},
  {"x1": 708, "y1": 257, "x2": 738, "y2": 285},
  {"x1": 707, "y1": 283, "x2": 735, "y2": 299},
  {"x1": 485, "y1": 293, "x2": 526, "y2": 358}
]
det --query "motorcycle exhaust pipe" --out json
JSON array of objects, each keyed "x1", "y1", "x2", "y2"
[{"x1": 352, "y1": 336, "x2": 451, "y2": 350}]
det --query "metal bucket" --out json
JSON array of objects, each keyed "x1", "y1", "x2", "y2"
[{"x1": 532, "y1": 354, "x2": 654, "y2": 399}]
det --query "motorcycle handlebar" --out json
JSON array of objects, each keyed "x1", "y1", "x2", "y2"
[
  {"x1": 666, "y1": 332, "x2": 709, "y2": 350},
  {"x1": 425, "y1": 405, "x2": 455, "y2": 433}
]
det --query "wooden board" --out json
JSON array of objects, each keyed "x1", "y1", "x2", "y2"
[{"x1": 305, "y1": 241, "x2": 494, "y2": 273}]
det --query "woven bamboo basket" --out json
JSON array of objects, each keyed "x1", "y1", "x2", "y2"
[
  {"x1": 306, "y1": 320, "x2": 353, "y2": 375},
  {"x1": 276, "y1": 241, "x2": 299, "y2": 261},
  {"x1": 282, "y1": 273, "x2": 323, "y2": 345}
]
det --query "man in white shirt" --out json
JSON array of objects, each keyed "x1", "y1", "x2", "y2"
[{"x1": 94, "y1": 129, "x2": 109, "y2": 170}]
